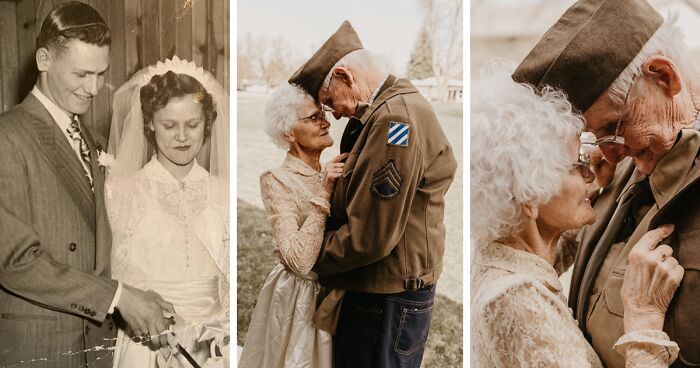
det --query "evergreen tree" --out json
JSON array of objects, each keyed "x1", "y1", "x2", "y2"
[{"x1": 406, "y1": 25, "x2": 435, "y2": 80}]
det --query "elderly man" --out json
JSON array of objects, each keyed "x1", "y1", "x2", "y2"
[
  {"x1": 514, "y1": 0, "x2": 700, "y2": 366},
  {"x1": 289, "y1": 21, "x2": 457, "y2": 367},
  {"x1": 0, "y1": 2, "x2": 174, "y2": 366}
]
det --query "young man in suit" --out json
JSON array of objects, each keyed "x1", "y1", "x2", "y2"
[{"x1": 0, "y1": 2, "x2": 174, "y2": 367}]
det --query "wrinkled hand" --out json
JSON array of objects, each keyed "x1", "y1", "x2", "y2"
[
  {"x1": 117, "y1": 283, "x2": 176, "y2": 349},
  {"x1": 319, "y1": 153, "x2": 348, "y2": 199},
  {"x1": 588, "y1": 146, "x2": 617, "y2": 189},
  {"x1": 621, "y1": 224, "x2": 684, "y2": 332}
]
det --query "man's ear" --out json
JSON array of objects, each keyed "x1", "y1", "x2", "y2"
[
  {"x1": 331, "y1": 66, "x2": 355, "y2": 87},
  {"x1": 642, "y1": 55, "x2": 682, "y2": 97},
  {"x1": 521, "y1": 203, "x2": 539, "y2": 219},
  {"x1": 36, "y1": 47, "x2": 52, "y2": 72}
]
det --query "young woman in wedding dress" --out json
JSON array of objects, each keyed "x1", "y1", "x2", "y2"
[{"x1": 105, "y1": 57, "x2": 230, "y2": 368}]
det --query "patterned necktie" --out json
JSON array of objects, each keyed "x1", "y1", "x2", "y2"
[{"x1": 66, "y1": 116, "x2": 93, "y2": 190}]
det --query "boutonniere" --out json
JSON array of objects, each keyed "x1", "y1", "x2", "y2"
[{"x1": 97, "y1": 150, "x2": 115, "y2": 173}]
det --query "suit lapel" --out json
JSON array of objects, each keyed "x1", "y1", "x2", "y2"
[
  {"x1": 81, "y1": 126, "x2": 112, "y2": 274},
  {"x1": 18, "y1": 94, "x2": 96, "y2": 228}
]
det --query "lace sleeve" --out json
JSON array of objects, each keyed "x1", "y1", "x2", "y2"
[
  {"x1": 613, "y1": 329, "x2": 679, "y2": 367},
  {"x1": 104, "y1": 175, "x2": 134, "y2": 237},
  {"x1": 259, "y1": 171, "x2": 329, "y2": 275},
  {"x1": 474, "y1": 279, "x2": 599, "y2": 367}
]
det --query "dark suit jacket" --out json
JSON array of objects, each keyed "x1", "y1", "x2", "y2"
[
  {"x1": 570, "y1": 131, "x2": 700, "y2": 367},
  {"x1": 0, "y1": 94, "x2": 117, "y2": 367}
]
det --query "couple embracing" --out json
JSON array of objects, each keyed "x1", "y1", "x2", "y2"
[
  {"x1": 0, "y1": 2, "x2": 229, "y2": 367},
  {"x1": 239, "y1": 21, "x2": 457, "y2": 368}
]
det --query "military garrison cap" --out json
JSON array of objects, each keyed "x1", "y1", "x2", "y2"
[
  {"x1": 512, "y1": 0, "x2": 663, "y2": 112},
  {"x1": 289, "y1": 20, "x2": 363, "y2": 99}
]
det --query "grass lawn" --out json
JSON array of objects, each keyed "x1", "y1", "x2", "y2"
[{"x1": 237, "y1": 199, "x2": 463, "y2": 367}]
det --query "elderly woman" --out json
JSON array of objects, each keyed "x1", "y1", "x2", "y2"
[
  {"x1": 238, "y1": 84, "x2": 345, "y2": 368},
  {"x1": 470, "y1": 69, "x2": 684, "y2": 367}
]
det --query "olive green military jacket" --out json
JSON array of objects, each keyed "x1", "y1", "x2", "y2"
[
  {"x1": 314, "y1": 76, "x2": 457, "y2": 293},
  {"x1": 570, "y1": 129, "x2": 700, "y2": 367}
]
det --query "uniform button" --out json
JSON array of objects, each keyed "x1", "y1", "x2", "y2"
[
  {"x1": 71, "y1": 303, "x2": 77, "y2": 309},
  {"x1": 84, "y1": 308, "x2": 91, "y2": 315},
  {"x1": 91, "y1": 311, "x2": 96, "y2": 317},
  {"x1": 85, "y1": 325, "x2": 90, "y2": 334},
  {"x1": 591, "y1": 286, "x2": 598, "y2": 295},
  {"x1": 108, "y1": 322, "x2": 114, "y2": 330},
  {"x1": 78, "y1": 306, "x2": 84, "y2": 312},
  {"x1": 69, "y1": 243, "x2": 77, "y2": 252}
]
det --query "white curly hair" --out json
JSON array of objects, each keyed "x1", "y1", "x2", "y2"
[
  {"x1": 470, "y1": 66, "x2": 584, "y2": 244},
  {"x1": 264, "y1": 83, "x2": 316, "y2": 150}
]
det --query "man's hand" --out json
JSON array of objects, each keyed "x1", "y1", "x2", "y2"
[{"x1": 117, "y1": 283, "x2": 176, "y2": 350}]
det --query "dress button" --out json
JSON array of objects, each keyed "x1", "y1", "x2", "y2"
[
  {"x1": 84, "y1": 308, "x2": 91, "y2": 315},
  {"x1": 85, "y1": 325, "x2": 90, "y2": 334},
  {"x1": 78, "y1": 306, "x2": 84, "y2": 312},
  {"x1": 71, "y1": 303, "x2": 77, "y2": 309},
  {"x1": 109, "y1": 322, "x2": 114, "y2": 330},
  {"x1": 69, "y1": 243, "x2": 77, "y2": 252}
]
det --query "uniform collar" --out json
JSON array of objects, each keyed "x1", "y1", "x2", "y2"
[
  {"x1": 616, "y1": 129, "x2": 700, "y2": 207},
  {"x1": 31, "y1": 85, "x2": 75, "y2": 132},
  {"x1": 474, "y1": 241, "x2": 563, "y2": 294},
  {"x1": 649, "y1": 129, "x2": 700, "y2": 208},
  {"x1": 353, "y1": 74, "x2": 413, "y2": 124},
  {"x1": 282, "y1": 152, "x2": 321, "y2": 177}
]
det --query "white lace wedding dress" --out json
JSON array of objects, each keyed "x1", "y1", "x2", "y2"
[
  {"x1": 238, "y1": 153, "x2": 333, "y2": 368},
  {"x1": 107, "y1": 157, "x2": 229, "y2": 368}
]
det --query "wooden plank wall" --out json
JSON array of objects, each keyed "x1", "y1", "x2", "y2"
[{"x1": 0, "y1": 0, "x2": 229, "y2": 139}]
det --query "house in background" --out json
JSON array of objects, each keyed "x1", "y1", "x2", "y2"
[{"x1": 412, "y1": 77, "x2": 463, "y2": 103}]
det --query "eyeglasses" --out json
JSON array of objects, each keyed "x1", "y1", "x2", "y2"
[
  {"x1": 595, "y1": 74, "x2": 636, "y2": 147},
  {"x1": 299, "y1": 111, "x2": 328, "y2": 125},
  {"x1": 573, "y1": 151, "x2": 595, "y2": 184}
]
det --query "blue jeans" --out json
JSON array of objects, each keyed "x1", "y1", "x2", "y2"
[{"x1": 334, "y1": 286, "x2": 436, "y2": 368}]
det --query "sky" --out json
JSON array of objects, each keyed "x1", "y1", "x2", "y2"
[{"x1": 237, "y1": 0, "x2": 425, "y2": 75}]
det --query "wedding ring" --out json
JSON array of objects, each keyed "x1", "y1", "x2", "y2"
[{"x1": 141, "y1": 333, "x2": 151, "y2": 342}]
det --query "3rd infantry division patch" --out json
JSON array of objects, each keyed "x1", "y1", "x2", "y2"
[{"x1": 387, "y1": 122, "x2": 409, "y2": 147}]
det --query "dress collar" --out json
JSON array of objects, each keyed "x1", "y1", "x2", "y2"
[
  {"x1": 282, "y1": 152, "x2": 321, "y2": 177},
  {"x1": 144, "y1": 155, "x2": 208, "y2": 185},
  {"x1": 474, "y1": 240, "x2": 563, "y2": 294}
]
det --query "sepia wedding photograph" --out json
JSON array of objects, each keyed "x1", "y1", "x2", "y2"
[{"x1": 0, "y1": 0, "x2": 230, "y2": 367}]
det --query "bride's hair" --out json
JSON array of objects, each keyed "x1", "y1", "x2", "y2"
[{"x1": 140, "y1": 71, "x2": 218, "y2": 146}]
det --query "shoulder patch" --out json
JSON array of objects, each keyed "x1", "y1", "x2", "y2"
[
  {"x1": 387, "y1": 121, "x2": 409, "y2": 147},
  {"x1": 371, "y1": 160, "x2": 402, "y2": 200}
]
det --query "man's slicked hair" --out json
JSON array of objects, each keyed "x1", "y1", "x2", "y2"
[{"x1": 36, "y1": 1, "x2": 111, "y2": 51}]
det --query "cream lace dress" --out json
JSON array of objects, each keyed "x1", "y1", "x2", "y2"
[
  {"x1": 471, "y1": 241, "x2": 679, "y2": 368},
  {"x1": 238, "y1": 153, "x2": 333, "y2": 368},
  {"x1": 107, "y1": 157, "x2": 230, "y2": 368}
]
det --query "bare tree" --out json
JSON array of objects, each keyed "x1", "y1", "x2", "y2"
[
  {"x1": 237, "y1": 33, "x2": 301, "y2": 91},
  {"x1": 420, "y1": 0, "x2": 463, "y2": 101}
]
